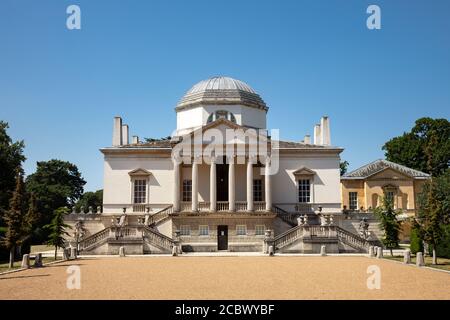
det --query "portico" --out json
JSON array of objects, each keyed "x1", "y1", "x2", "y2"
[{"x1": 173, "y1": 155, "x2": 272, "y2": 213}]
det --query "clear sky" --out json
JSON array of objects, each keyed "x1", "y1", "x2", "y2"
[{"x1": 1, "y1": 0, "x2": 449, "y2": 192}]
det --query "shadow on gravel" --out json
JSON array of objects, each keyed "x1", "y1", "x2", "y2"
[{"x1": 0, "y1": 274, "x2": 51, "y2": 280}]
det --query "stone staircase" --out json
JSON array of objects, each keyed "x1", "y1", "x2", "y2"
[
  {"x1": 147, "y1": 205, "x2": 173, "y2": 226},
  {"x1": 270, "y1": 224, "x2": 376, "y2": 253},
  {"x1": 272, "y1": 205, "x2": 319, "y2": 227},
  {"x1": 272, "y1": 205, "x2": 380, "y2": 253},
  {"x1": 77, "y1": 225, "x2": 175, "y2": 254}
]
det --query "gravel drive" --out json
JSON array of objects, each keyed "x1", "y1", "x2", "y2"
[{"x1": 0, "y1": 256, "x2": 449, "y2": 300}]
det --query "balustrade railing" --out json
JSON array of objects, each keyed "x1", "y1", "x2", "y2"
[
  {"x1": 147, "y1": 205, "x2": 173, "y2": 225},
  {"x1": 272, "y1": 225, "x2": 303, "y2": 250},
  {"x1": 273, "y1": 205, "x2": 299, "y2": 226},
  {"x1": 235, "y1": 201, "x2": 247, "y2": 211},
  {"x1": 199, "y1": 202, "x2": 210, "y2": 212},
  {"x1": 78, "y1": 227, "x2": 111, "y2": 251},
  {"x1": 142, "y1": 226, "x2": 174, "y2": 252},
  {"x1": 132, "y1": 204, "x2": 146, "y2": 213},
  {"x1": 217, "y1": 201, "x2": 229, "y2": 211},
  {"x1": 305, "y1": 225, "x2": 337, "y2": 238},
  {"x1": 254, "y1": 201, "x2": 266, "y2": 211},
  {"x1": 270, "y1": 225, "x2": 341, "y2": 251},
  {"x1": 336, "y1": 227, "x2": 372, "y2": 252},
  {"x1": 181, "y1": 202, "x2": 191, "y2": 212}
]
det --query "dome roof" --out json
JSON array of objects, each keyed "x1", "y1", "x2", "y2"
[{"x1": 176, "y1": 76, "x2": 267, "y2": 111}]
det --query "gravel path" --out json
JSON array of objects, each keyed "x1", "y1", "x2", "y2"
[{"x1": 0, "y1": 256, "x2": 449, "y2": 300}]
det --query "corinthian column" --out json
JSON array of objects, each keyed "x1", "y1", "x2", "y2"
[
  {"x1": 265, "y1": 158, "x2": 272, "y2": 211},
  {"x1": 247, "y1": 156, "x2": 254, "y2": 212},
  {"x1": 228, "y1": 157, "x2": 235, "y2": 212},
  {"x1": 210, "y1": 157, "x2": 216, "y2": 212},
  {"x1": 173, "y1": 158, "x2": 181, "y2": 212},
  {"x1": 192, "y1": 159, "x2": 199, "y2": 212}
]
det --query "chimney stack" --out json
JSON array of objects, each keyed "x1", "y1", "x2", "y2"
[
  {"x1": 122, "y1": 124, "x2": 129, "y2": 145},
  {"x1": 113, "y1": 116, "x2": 123, "y2": 146},
  {"x1": 304, "y1": 135, "x2": 311, "y2": 144},
  {"x1": 320, "y1": 116, "x2": 330, "y2": 146},
  {"x1": 132, "y1": 136, "x2": 139, "y2": 144},
  {"x1": 313, "y1": 124, "x2": 321, "y2": 145}
]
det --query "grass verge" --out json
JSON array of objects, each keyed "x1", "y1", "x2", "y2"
[{"x1": 384, "y1": 255, "x2": 450, "y2": 271}]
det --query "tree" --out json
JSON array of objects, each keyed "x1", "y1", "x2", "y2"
[
  {"x1": 340, "y1": 160, "x2": 349, "y2": 176},
  {"x1": 1, "y1": 172, "x2": 26, "y2": 268},
  {"x1": 44, "y1": 207, "x2": 71, "y2": 260},
  {"x1": 75, "y1": 189, "x2": 103, "y2": 213},
  {"x1": 382, "y1": 117, "x2": 450, "y2": 177},
  {"x1": 0, "y1": 121, "x2": 26, "y2": 222},
  {"x1": 26, "y1": 159, "x2": 86, "y2": 239},
  {"x1": 409, "y1": 218, "x2": 423, "y2": 254},
  {"x1": 375, "y1": 197, "x2": 401, "y2": 256},
  {"x1": 23, "y1": 193, "x2": 41, "y2": 239},
  {"x1": 417, "y1": 169, "x2": 450, "y2": 264}
]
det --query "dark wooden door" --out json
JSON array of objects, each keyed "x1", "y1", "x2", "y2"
[
  {"x1": 216, "y1": 162, "x2": 229, "y2": 201},
  {"x1": 217, "y1": 225, "x2": 228, "y2": 250}
]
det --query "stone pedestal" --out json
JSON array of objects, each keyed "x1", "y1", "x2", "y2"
[
  {"x1": 34, "y1": 253, "x2": 43, "y2": 267},
  {"x1": 63, "y1": 248, "x2": 70, "y2": 260},
  {"x1": 416, "y1": 252, "x2": 425, "y2": 267},
  {"x1": 368, "y1": 246, "x2": 375, "y2": 257},
  {"x1": 70, "y1": 247, "x2": 77, "y2": 260},
  {"x1": 320, "y1": 245, "x2": 326, "y2": 256},
  {"x1": 376, "y1": 247, "x2": 383, "y2": 259},
  {"x1": 119, "y1": 246, "x2": 126, "y2": 257},
  {"x1": 21, "y1": 254, "x2": 30, "y2": 269},
  {"x1": 404, "y1": 250, "x2": 411, "y2": 264}
]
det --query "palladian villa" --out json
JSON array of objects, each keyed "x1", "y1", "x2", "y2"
[{"x1": 64, "y1": 76, "x2": 429, "y2": 254}]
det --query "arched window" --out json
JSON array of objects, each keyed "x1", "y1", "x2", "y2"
[{"x1": 207, "y1": 110, "x2": 236, "y2": 124}]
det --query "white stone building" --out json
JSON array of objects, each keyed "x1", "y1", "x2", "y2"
[{"x1": 66, "y1": 76, "x2": 378, "y2": 254}]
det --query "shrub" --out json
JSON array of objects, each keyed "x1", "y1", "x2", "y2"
[
  {"x1": 410, "y1": 223, "x2": 423, "y2": 254},
  {"x1": 435, "y1": 224, "x2": 450, "y2": 258}
]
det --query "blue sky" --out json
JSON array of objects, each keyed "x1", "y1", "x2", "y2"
[{"x1": 1, "y1": 0, "x2": 449, "y2": 191}]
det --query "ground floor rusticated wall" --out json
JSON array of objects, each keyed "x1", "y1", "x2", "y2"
[{"x1": 172, "y1": 214, "x2": 275, "y2": 252}]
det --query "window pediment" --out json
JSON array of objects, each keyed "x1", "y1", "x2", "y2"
[
  {"x1": 293, "y1": 166, "x2": 316, "y2": 176},
  {"x1": 128, "y1": 168, "x2": 152, "y2": 177}
]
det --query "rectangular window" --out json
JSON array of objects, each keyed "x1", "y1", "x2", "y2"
[
  {"x1": 182, "y1": 179, "x2": 192, "y2": 202},
  {"x1": 199, "y1": 225, "x2": 209, "y2": 236},
  {"x1": 349, "y1": 192, "x2": 358, "y2": 210},
  {"x1": 236, "y1": 225, "x2": 247, "y2": 236},
  {"x1": 253, "y1": 179, "x2": 263, "y2": 201},
  {"x1": 298, "y1": 179, "x2": 311, "y2": 203},
  {"x1": 180, "y1": 225, "x2": 190, "y2": 236},
  {"x1": 255, "y1": 225, "x2": 265, "y2": 236},
  {"x1": 133, "y1": 179, "x2": 147, "y2": 204}
]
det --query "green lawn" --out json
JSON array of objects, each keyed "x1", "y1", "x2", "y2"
[
  {"x1": 0, "y1": 256, "x2": 61, "y2": 272},
  {"x1": 384, "y1": 255, "x2": 450, "y2": 272}
]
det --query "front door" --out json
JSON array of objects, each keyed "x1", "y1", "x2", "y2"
[{"x1": 217, "y1": 225, "x2": 228, "y2": 250}]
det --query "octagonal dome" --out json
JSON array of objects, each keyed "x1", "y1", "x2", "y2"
[{"x1": 176, "y1": 76, "x2": 268, "y2": 111}]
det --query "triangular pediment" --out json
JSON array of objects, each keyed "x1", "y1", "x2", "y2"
[
  {"x1": 293, "y1": 166, "x2": 316, "y2": 176},
  {"x1": 128, "y1": 168, "x2": 152, "y2": 176},
  {"x1": 343, "y1": 159, "x2": 430, "y2": 180},
  {"x1": 180, "y1": 118, "x2": 269, "y2": 146},
  {"x1": 368, "y1": 168, "x2": 412, "y2": 181}
]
